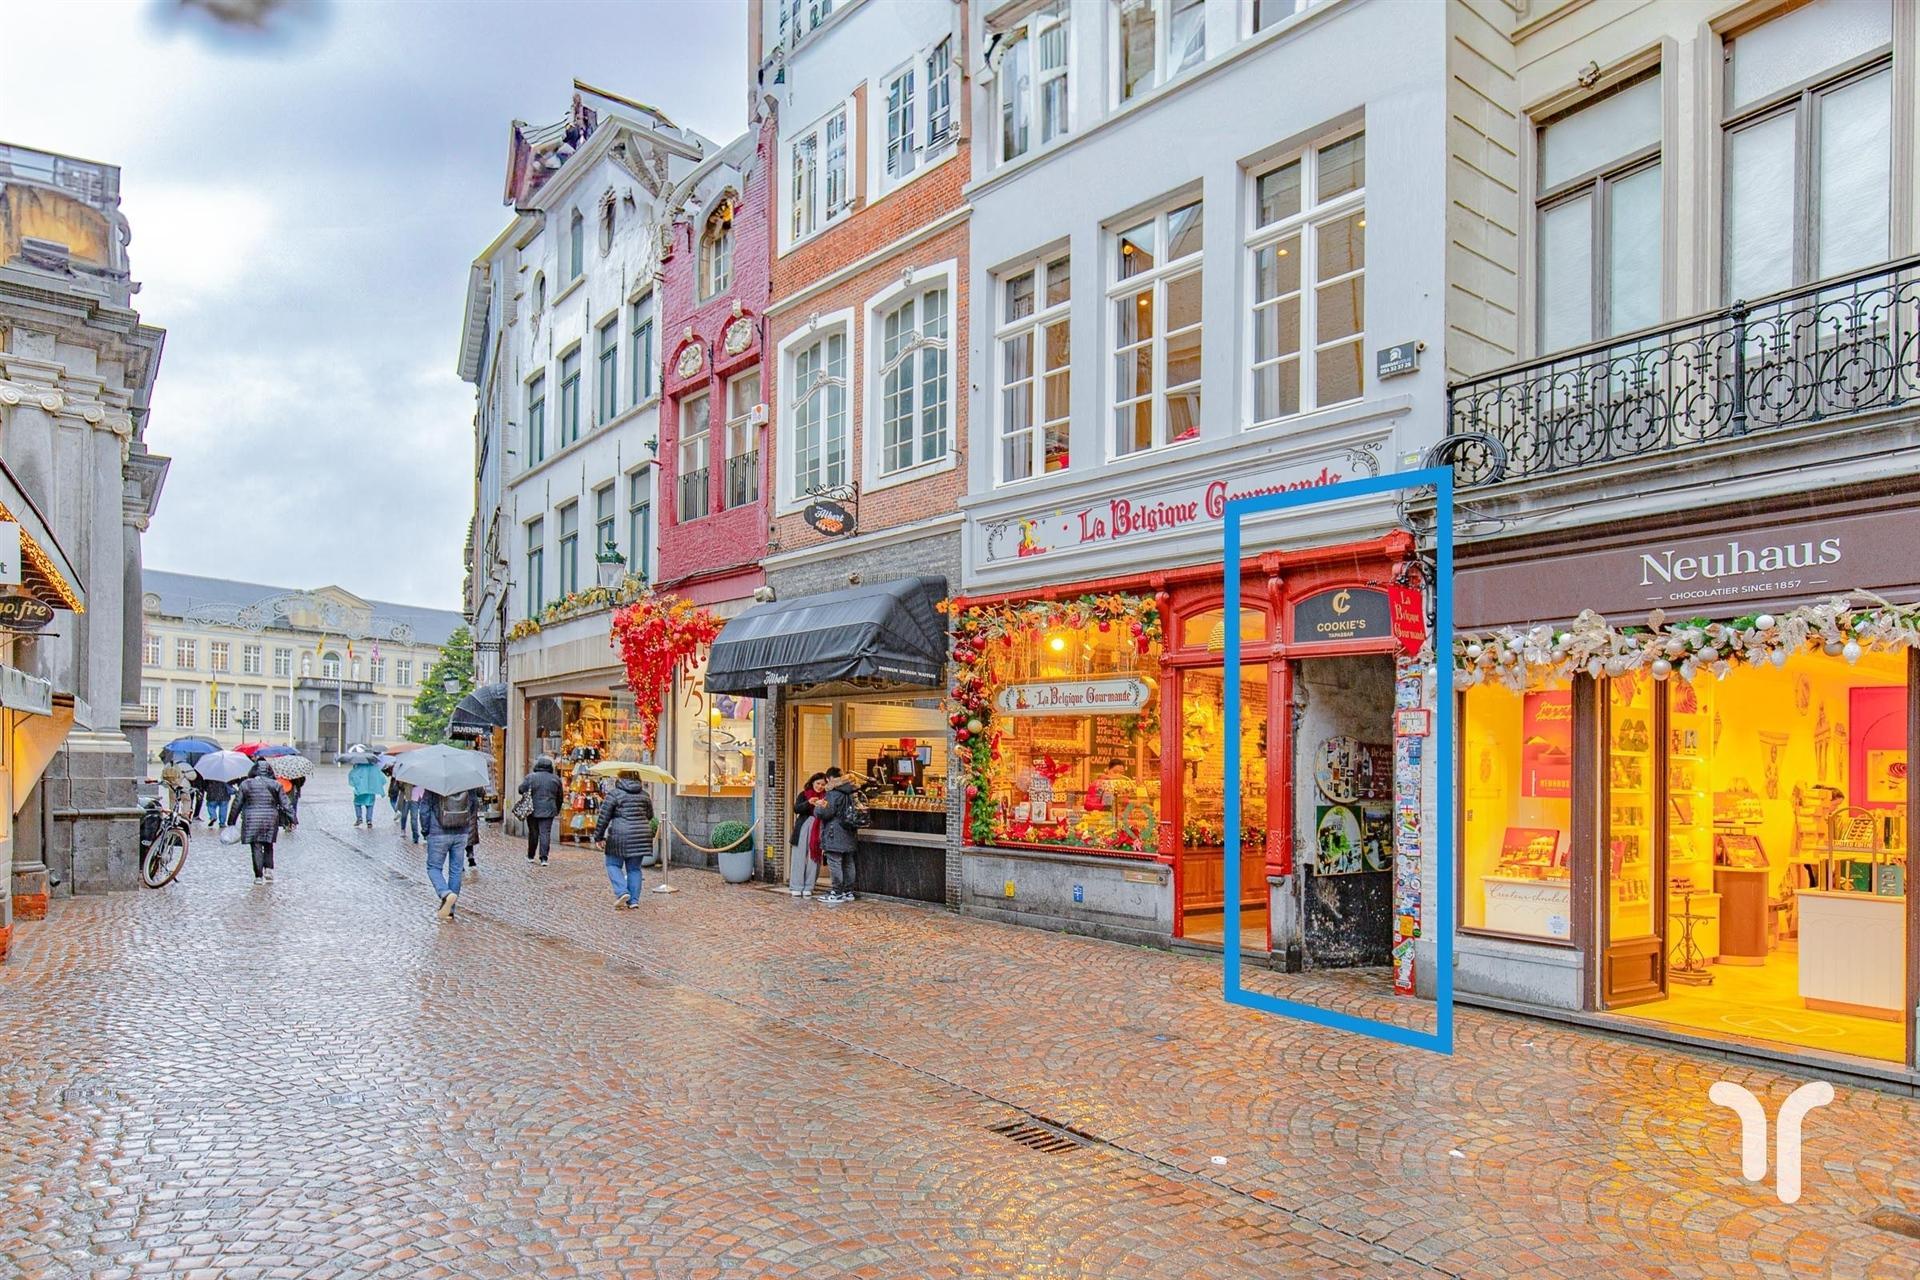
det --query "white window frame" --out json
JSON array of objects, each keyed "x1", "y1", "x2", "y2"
[
  {"x1": 700, "y1": 205, "x2": 734, "y2": 300},
  {"x1": 629, "y1": 291, "x2": 657, "y2": 406},
  {"x1": 140, "y1": 684, "x2": 160, "y2": 721},
  {"x1": 273, "y1": 647, "x2": 293, "y2": 678},
  {"x1": 1113, "y1": 0, "x2": 1208, "y2": 107},
  {"x1": 175, "y1": 638, "x2": 197, "y2": 670},
  {"x1": 273, "y1": 693, "x2": 291, "y2": 735},
  {"x1": 1245, "y1": 128, "x2": 1367, "y2": 428},
  {"x1": 370, "y1": 702, "x2": 387, "y2": 740},
  {"x1": 241, "y1": 691, "x2": 262, "y2": 731},
  {"x1": 210, "y1": 640, "x2": 229, "y2": 673},
  {"x1": 369, "y1": 657, "x2": 386, "y2": 685},
  {"x1": 397, "y1": 700, "x2": 413, "y2": 734},
  {"x1": 595, "y1": 313, "x2": 621, "y2": 425},
  {"x1": 142, "y1": 631, "x2": 161, "y2": 667},
  {"x1": 241, "y1": 643, "x2": 263, "y2": 676},
  {"x1": 874, "y1": 42, "x2": 959, "y2": 201},
  {"x1": 594, "y1": 482, "x2": 617, "y2": 556},
  {"x1": 567, "y1": 209, "x2": 585, "y2": 281},
  {"x1": 627, "y1": 470, "x2": 653, "y2": 581},
  {"x1": 995, "y1": 1, "x2": 1072, "y2": 166},
  {"x1": 557, "y1": 345, "x2": 583, "y2": 447},
  {"x1": 677, "y1": 390, "x2": 712, "y2": 523},
  {"x1": 724, "y1": 368, "x2": 762, "y2": 509},
  {"x1": 777, "y1": 308, "x2": 854, "y2": 511},
  {"x1": 1247, "y1": 0, "x2": 1330, "y2": 37},
  {"x1": 863, "y1": 262, "x2": 956, "y2": 490},
  {"x1": 173, "y1": 687, "x2": 195, "y2": 729},
  {"x1": 209, "y1": 688, "x2": 231, "y2": 732},
  {"x1": 994, "y1": 249, "x2": 1073, "y2": 487},
  {"x1": 397, "y1": 658, "x2": 414, "y2": 688},
  {"x1": 1108, "y1": 197, "x2": 1205, "y2": 459},
  {"x1": 785, "y1": 102, "x2": 853, "y2": 250}
]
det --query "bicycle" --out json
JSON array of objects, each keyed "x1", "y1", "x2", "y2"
[{"x1": 138, "y1": 793, "x2": 190, "y2": 888}]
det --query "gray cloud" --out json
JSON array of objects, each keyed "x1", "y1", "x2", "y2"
[{"x1": 0, "y1": 0, "x2": 747, "y2": 609}]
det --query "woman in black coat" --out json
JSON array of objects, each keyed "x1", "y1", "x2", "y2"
[
  {"x1": 231, "y1": 758, "x2": 291, "y2": 885},
  {"x1": 517, "y1": 755, "x2": 564, "y2": 865},
  {"x1": 594, "y1": 774, "x2": 655, "y2": 909}
]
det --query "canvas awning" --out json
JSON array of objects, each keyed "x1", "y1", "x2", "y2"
[
  {"x1": 705, "y1": 576, "x2": 949, "y2": 697},
  {"x1": 449, "y1": 682, "x2": 508, "y2": 731}
]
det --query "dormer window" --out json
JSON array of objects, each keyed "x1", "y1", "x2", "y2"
[{"x1": 700, "y1": 201, "x2": 735, "y2": 299}]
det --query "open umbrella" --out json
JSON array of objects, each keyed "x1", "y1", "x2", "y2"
[
  {"x1": 233, "y1": 742, "x2": 271, "y2": 757},
  {"x1": 450, "y1": 683, "x2": 508, "y2": 732},
  {"x1": 586, "y1": 760, "x2": 676, "y2": 785},
  {"x1": 162, "y1": 737, "x2": 221, "y2": 762},
  {"x1": 268, "y1": 754, "x2": 314, "y2": 780},
  {"x1": 254, "y1": 744, "x2": 298, "y2": 759},
  {"x1": 391, "y1": 744, "x2": 491, "y2": 797},
  {"x1": 194, "y1": 750, "x2": 255, "y2": 783},
  {"x1": 337, "y1": 749, "x2": 380, "y2": 766},
  {"x1": 384, "y1": 742, "x2": 426, "y2": 754},
  {"x1": 344, "y1": 743, "x2": 373, "y2": 755}
]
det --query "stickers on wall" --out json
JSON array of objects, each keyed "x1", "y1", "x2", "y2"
[
  {"x1": 1395, "y1": 676, "x2": 1423, "y2": 710},
  {"x1": 1314, "y1": 804, "x2": 1363, "y2": 874}
]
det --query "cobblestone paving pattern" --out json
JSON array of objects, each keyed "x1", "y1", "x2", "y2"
[{"x1": 1, "y1": 771, "x2": 1916, "y2": 1279}]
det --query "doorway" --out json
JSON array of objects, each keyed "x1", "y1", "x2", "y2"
[
  {"x1": 317, "y1": 704, "x2": 342, "y2": 758},
  {"x1": 1174, "y1": 664, "x2": 1269, "y2": 947},
  {"x1": 1292, "y1": 654, "x2": 1397, "y2": 968}
]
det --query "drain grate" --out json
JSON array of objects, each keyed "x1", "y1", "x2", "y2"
[
  {"x1": 1865, "y1": 1207, "x2": 1920, "y2": 1240},
  {"x1": 988, "y1": 1118, "x2": 1088, "y2": 1154}
]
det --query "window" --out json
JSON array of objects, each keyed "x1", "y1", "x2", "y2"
[
  {"x1": 1535, "y1": 76, "x2": 1661, "y2": 353},
  {"x1": 370, "y1": 702, "x2": 386, "y2": 740},
  {"x1": 397, "y1": 658, "x2": 413, "y2": 688},
  {"x1": 533, "y1": 272, "x2": 546, "y2": 314},
  {"x1": 175, "y1": 638, "x2": 197, "y2": 670},
  {"x1": 142, "y1": 631, "x2": 161, "y2": 667},
  {"x1": 557, "y1": 501, "x2": 580, "y2": 596},
  {"x1": 567, "y1": 209, "x2": 584, "y2": 281},
  {"x1": 210, "y1": 641, "x2": 229, "y2": 673},
  {"x1": 596, "y1": 318, "x2": 620, "y2": 424},
  {"x1": 677, "y1": 390, "x2": 712, "y2": 521},
  {"x1": 1723, "y1": 0, "x2": 1892, "y2": 298},
  {"x1": 925, "y1": 39, "x2": 955, "y2": 149},
  {"x1": 173, "y1": 687, "x2": 195, "y2": 729},
  {"x1": 883, "y1": 42, "x2": 957, "y2": 188},
  {"x1": 628, "y1": 472, "x2": 652, "y2": 580},
  {"x1": 525, "y1": 518, "x2": 545, "y2": 617},
  {"x1": 241, "y1": 643, "x2": 262, "y2": 676},
  {"x1": 1248, "y1": 132, "x2": 1366, "y2": 422},
  {"x1": 526, "y1": 373, "x2": 547, "y2": 466},
  {"x1": 594, "y1": 483, "x2": 617, "y2": 558},
  {"x1": 558, "y1": 348, "x2": 582, "y2": 446},
  {"x1": 209, "y1": 688, "x2": 231, "y2": 731},
  {"x1": 629, "y1": 294, "x2": 656, "y2": 405},
  {"x1": 397, "y1": 700, "x2": 414, "y2": 734},
  {"x1": 241, "y1": 691, "x2": 262, "y2": 731},
  {"x1": 884, "y1": 66, "x2": 917, "y2": 180},
  {"x1": 997, "y1": 253, "x2": 1072, "y2": 483},
  {"x1": 369, "y1": 657, "x2": 385, "y2": 684},
  {"x1": 788, "y1": 330, "x2": 848, "y2": 495},
  {"x1": 140, "y1": 684, "x2": 160, "y2": 720},
  {"x1": 599, "y1": 195, "x2": 615, "y2": 255},
  {"x1": 876, "y1": 284, "x2": 949, "y2": 476},
  {"x1": 273, "y1": 647, "x2": 292, "y2": 678},
  {"x1": 1253, "y1": 0, "x2": 1328, "y2": 32},
  {"x1": 273, "y1": 693, "x2": 291, "y2": 735},
  {"x1": 725, "y1": 369, "x2": 762, "y2": 508},
  {"x1": 1111, "y1": 199, "x2": 1204, "y2": 456},
  {"x1": 1117, "y1": 0, "x2": 1205, "y2": 104},
  {"x1": 998, "y1": 3, "x2": 1070, "y2": 163},
  {"x1": 776, "y1": 0, "x2": 835, "y2": 47},
  {"x1": 789, "y1": 108, "x2": 849, "y2": 243},
  {"x1": 321, "y1": 650, "x2": 341, "y2": 680},
  {"x1": 700, "y1": 204, "x2": 734, "y2": 299},
  {"x1": 1460, "y1": 683, "x2": 1574, "y2": 940}
]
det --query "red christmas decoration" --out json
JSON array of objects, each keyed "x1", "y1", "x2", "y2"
[{"x1": 608, "y1": 593, "x2": 722, "y2": 752}]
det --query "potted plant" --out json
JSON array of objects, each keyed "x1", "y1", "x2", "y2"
[{"x1": 712, "y1": 820, "x2": 754, "y2": 883}]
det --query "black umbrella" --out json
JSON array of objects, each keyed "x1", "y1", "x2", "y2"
[{"x1": 450, "y1": 682, "x2": 508, "y2": 731}]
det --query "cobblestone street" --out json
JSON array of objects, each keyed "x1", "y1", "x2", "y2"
[{"x1": 1, "y1": 772, "x2": 1915, "y2": 1279}]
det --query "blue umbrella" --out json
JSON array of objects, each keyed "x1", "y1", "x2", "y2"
[
  {"x1": 254, "y1": 745, "x2": 298, "y2": 759},
  {"x1": 162, "y1": 737, "x2": 221, "y2": 762}
]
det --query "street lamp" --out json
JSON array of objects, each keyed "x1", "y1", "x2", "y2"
[
  {"x1": 595, "y1": 533, "x2": 627, "y2": 589},
  {"x1": 443, "y1": 673, "x2": 461, "y2": 696}
]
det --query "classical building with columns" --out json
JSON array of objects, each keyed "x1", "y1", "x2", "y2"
[
  {"x1": 139, "y1": 571, "x2": 462, "y2": 760},
  {"x1": 0, "y1": 141, "x2": 169, "y2": 954}
]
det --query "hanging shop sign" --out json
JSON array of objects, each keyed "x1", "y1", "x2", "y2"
[
  {"x1": 0, "y1": 594, "x2": 54, "y2": 631},
  {"x1": 1387, "y1": 584, "x2": 1426, "y2": 657},
  {"x1": 993, "y1": 676, "x2": 1153, "y2": 717},
  {"x1": 1455, "y1": 505, "x2": 1920, "y2": 629},
  {"x1": 977, "y1": 454, "x2": 1353, "y2": 566},
  {"x1": 803, "y1": 497, "x2": 857, "y2": 538},
  {"x1": 1292, "y1": 587, "x2": 1392, "y2": 645}
]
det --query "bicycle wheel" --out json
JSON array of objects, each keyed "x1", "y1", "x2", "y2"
[{"x1": 142, "y1": 827, "x2": 188, "y2": 888}]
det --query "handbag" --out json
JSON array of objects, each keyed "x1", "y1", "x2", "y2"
[
  {"x1": 219, "y1": 822, "x2": 243, "y2": 846},
  {"x1": 511, "y1": 794, "x2": 533, "y2": 822}
]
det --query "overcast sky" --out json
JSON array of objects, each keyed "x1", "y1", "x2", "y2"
[{"x1": 0, "y1": 0, "x2": 747, "y2": 611}]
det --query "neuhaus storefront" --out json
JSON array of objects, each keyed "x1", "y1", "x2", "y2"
[{"x1": 1454, "y1": 494, "x2": 1919, "y2": 1074}]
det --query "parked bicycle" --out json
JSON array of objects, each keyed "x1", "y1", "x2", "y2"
[{"x1": 138, "y1": 793, "x2": 189, "y2": 888}]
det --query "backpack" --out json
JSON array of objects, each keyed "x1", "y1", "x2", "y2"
[
  {"x1": 434, "y1": 789, "x2": 476, "y2": 832},
  {"x1": 841, "y1": 788, "x2": 873, "y2": 831}
]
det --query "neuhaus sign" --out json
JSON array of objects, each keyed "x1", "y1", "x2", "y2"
[{"x1": 1456, "y1": 507, "x2": 1917, "y2": 629}]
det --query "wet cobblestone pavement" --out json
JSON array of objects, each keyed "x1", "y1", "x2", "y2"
[{"x1": 2, "y1": 772, "x2": 1916, "y2": 1278}]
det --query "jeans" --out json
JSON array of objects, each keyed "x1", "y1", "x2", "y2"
[
  {"x1": 353, "y1": 799, "x2": 374, "y2": 824},
  {"x1": 825, "y1": 846, "x2": 857, "y2": 897},
  {"x1": 525, "y1": 815, "x2": 554, "y2": 861},
  {"x1": 250, "y1": 841, "x2": 275, "y2": 877},
  {"x1": 426, "y1": 832, "x2": 465, "y2": 900},
  {"x1": 206, "y1": 797, "x2": 229, "y2": 827},
  {"x1": 604, "y1": 852, "x2": 644, "y2": 901},
  {"x1": 404, "y1": 801, "x2": 427, "y2": 842}
]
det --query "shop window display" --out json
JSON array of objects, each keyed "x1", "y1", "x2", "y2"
[
  {"x1": 528, "y1": 693, "x2": 654, "y2": 844},
  {"x1": 673, "y1": 669, "x2": 756, "y2": 796},
  {"x1": 1462, "y1": 682, "x2": 1573, "y2": 940}
]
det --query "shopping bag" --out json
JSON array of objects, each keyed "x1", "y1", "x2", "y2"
[{"x1": 219, "y1": 823, "x2": 243, "y2": 846}]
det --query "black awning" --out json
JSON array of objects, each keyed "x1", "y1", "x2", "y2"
[
  {"x1": 706, "y1": 576, "x2": 949, "y2": 697},
  {"x1": 449, "y1": 682, "x2": 508, "y2": 730}
]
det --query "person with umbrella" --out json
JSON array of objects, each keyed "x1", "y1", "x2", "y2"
[
  {"x1": 393, "y1": 745, "x2": 490, "y2": 920},
  {"x1": 595, "y1": 769, "x2": 655, "y2": 910},
  {"x1": 347, "y1": 756, "x2": 384, "y2": 828},
  {"x1": 231, "y1": 757, "x2": 292, "y2": 885}
]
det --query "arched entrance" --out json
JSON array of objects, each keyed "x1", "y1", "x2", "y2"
[{"x1": 317, "y1": 704, "x2": 343, "y2": 758}]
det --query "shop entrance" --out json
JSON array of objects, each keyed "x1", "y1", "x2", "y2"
[
  {"x1": 1291, "y1": 653, "x2": 1398, "y2": 968},
  {"x1": 1604, "y1": 651, "x2": 1910, "y2": 1064},
  {"x1": 1174, "y1": 663, "x2": 1269, "y2": 947}
]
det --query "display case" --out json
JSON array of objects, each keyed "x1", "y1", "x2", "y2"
[{"x1": 1608, "y1": 699, "x2": 1655, "y2": 940}]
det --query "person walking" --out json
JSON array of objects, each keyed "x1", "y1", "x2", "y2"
[
  {"x1": 187, "y1": 771, "x2": 208, "y2": 823},
  {"x1": 406, "y1": 785, "x2": 429, "y2": 844},
  {"x1": 816, "y1": 768, "x2": 862, "y2": 904},
  {"x1": 595, "y1": 770, "x2": 655, "y2": 909},
  {"x1": 287, "y1": 773, "x2": 307, "y2": 822},
  {"x1": 348, "y1": 758, "x2": 383, "y2": 828},
  {"x1": 387, "y1": 771, "x2": 406, "y2": 825},
  {"x1": 517, "y1": 756, "x2": 563, "y2": 866},
  {"x1": 202, "y1": 775, "x2": 233, "y2": 829},
  {"x1": 788, "y1": 772, "x2": 826, "y2": 898},
  {"x1": 231, "y1": 758, "x2": 292, "y2": 885},
  {"x1": 422, "y1": 786, "x2": 480, "y2": 920}
]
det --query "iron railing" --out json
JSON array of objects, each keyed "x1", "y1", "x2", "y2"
[
  {"x1": 725, "y1": 451, "x2": 759, "y2": 509},
  {"x1": 1446, "y1": 256, "x2": 1920, "y2": 487},
  {"x1": 677, "y1": 467, "x2": 709, "y2": 522}
]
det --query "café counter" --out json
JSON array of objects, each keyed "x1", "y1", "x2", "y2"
[{"x1": 854, "y1": 796, "x2": 948, "y2": 904}]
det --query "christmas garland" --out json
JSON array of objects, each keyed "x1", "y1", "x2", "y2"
[
  {"x1": 939, "y1": 594, "x2": 1163, "y2": 847},
  {"x1": 508, "y1": 573, "x2": 652, "y2": 641},
  {"x1": 1453, "y1": 593, "x2": 1920, "y2": 691},
  {"x1": 608, "y1": 593, "x2": 722, "y2": 751}
]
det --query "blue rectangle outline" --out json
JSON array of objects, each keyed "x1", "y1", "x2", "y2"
[{"x1": 1222, "y1": 466, "x2": 1455, "y2": 1055}]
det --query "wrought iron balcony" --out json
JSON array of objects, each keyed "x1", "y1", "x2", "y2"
[{"x1": 1445, "y1": 256, "x2": 1920, "y2": 487}]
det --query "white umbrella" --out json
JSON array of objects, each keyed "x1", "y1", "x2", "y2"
[
  {"x1": 194, "y1": 750, "x2": 254, "y2": 783},
  {"x1": 391, "y1": 744, "x2": 491, "y2": 797},
  {"x1": 268, "y1": 754, "x2": 315, "y2": 780}
]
